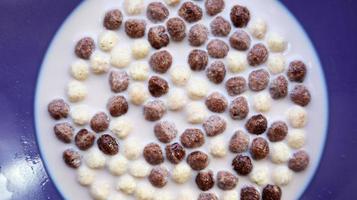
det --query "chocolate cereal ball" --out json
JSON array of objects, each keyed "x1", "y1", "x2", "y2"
[
  {"x1": 189, "y1": 24, "x2": 209, "y2": 47},
  {"x1": 154, "y1": 121, "x2": 177, "y2": 143},
  {"x1": 90, "y1": 112, "x2": 110, "y2": 133},
  {"x1": 125, "y1": 19, "x2": 146, "y2": 38},
  {"x1": 269, "y1": 75, "x2": 288, "y2": 99},
  {"x1": 288, "y1": 150, "x2": 310, "y2": 172},
  {"x1": 229, "y1": 30, "x2": 251, "y2": 51},
  {"x1": 250, "y1": 137, "x2": 269, "y2": 160},
  {"x1": 229, "y1": 96, "x2": 249, "y2": 120},
  {"x1": 143, "y1": 100, "x2": 166, "y2": 121},
  {"x1": 241, "y1": 186, "x2": 260, "y2": 200},
  {"x1": 97, "y1": 134, "x2": 119, "y2": 155},
  {"x1": 203, "y1": 115, "x2": 227, "y2": 137},
  {"x1": 232, "y1": 154, "x2": 253, "y2": 175},
  {"x1": 148, "y1": 76, "x2": 169, "y2": 97},
  {"x1": 148, "y1": 25, "x2": 170, "y2": 49},
  {"x1": 143, "y1": 143, "x2": 164, "y2": 165},
  {"x1": 107, "y1": 95, "x2": 128, "y2": 117},
  {"x1": 109, "y1": 70, "x2": 129, "y2": 93},
  {"x1": 267, "y1": 121, "x2": 288, "y2": 142},
  {"x1": 149, "y1": 50, "x2": 173, "y2": 73},
  {"x1": 205, "y1": 0, "x2": 225, "y2": 16},
  {"x1": 245, "y1": 114, "x2": 268, "y2": 135},
  {"x1": 196, "y1": 170, "x2": 215, "y2": 191},
  {"x1": 166, "y1": 17, "x2": 186, "y2": 41},
  {"x1": 206, "y1": 61, "x2": 226, "y2": 84},
  {"x1": 248, "y1": 69, "x2": 270, "y2": 91},
  {"x1": 103, "y1": 9, "x2": 123, "y2": 30},
  {"x1": 216, "y1": 171, "x2": 238, "y2": 190},
  {"x1": 210, "y1": 16, "x2": 231, "y2": 37},
  {"x1": 148, "y1": 166, "x2": 169, "y2": 188},
  {"x1": 247, "y1": 44, "x2": 269, "y2": 66},
  {"x1": 178, "y1": 2, "x2": 203, "y2": 23},
  {"x1": 206, "y1": 39, "x2": 229, "y2": 58},
  {"x1": 188, "y1": 49, "x2": 209, "y2": 71},
  {"x1": 225, "y1": 76, "x2": 247, "y2": 96},
  {"x1": 48, "y1": 99, "x2": 70, "y2": 120},
  {"x1": 75, "y1": 129, "x2": 95, "y2": 151},
  {"x1": 198, "y1": 192, "x2": 218, "y2": 200},
  {"x1": 229, "y1": 130, "x2": 249, "y2": 153},
  {"x1": 165, "y1": 142, "x2": 186, "y2": 164},
  {"x1": 180, "y1": 128, "x2": 205, "y2": 148},
  {"x1": 63, "y1": 149, "x2": 81, "y2": 168},
  {"x1": 290, "y1": 85, "x2": 311, "y2": 106},
  {"x1": 187, "y1": 151, "x2": 209, "y2": 170},
  {"x1": 146, "y1": 2, "x2": 169, "y2": 22},
  {"x1": 287, "y1": 60, "x2": 307, "y2": 82},
  {"x1": 54, "y1": 122, "x2": 73, "y2": 143},
  {"x1": 262, "y1": 184, "x2": 282, "y2": 200},
  {"x1": 205, "y1": 92, "x2": 228, "y2": 113},
  {"x1": 230, "y1": 5, "x2": 250, "y2": 27},
  {"x1": 75, "y1": 37, "x2": 95, "y2": 60}
]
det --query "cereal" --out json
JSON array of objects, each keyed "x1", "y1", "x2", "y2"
[
  {"x1": 110, "y1": 46, "x2": 131, "y2": 68},
  {"x1": 178, "y1": 2, "x2": 203, "y2": 23},
  {"x1": 267, "y1": 33, "x2": 287, "y2": 52},
  {"x1": 267, "y1": 121, "x2": 288, "y2": 142},
  {"x1": 75, "y1": 129, "x2": 95, "y2": 150},
  {"x1": 165, "y1": 142, "x2": 186, "y2": 164},
  {"x1": 148, "y1": 25, "x2": 170, "y2": 49},
  {"x1": 54, "y1": 122, "x2": 73, "y2": 143},
  {"x1": 97, "y1": 134, "x2": 119, "y2": 155},
  {"x1": 230, "y1": 5, "x2": 250, "y2": 27},
  {"x1": 48, "y1": 99, "x2": 70, "y2": 120},
  {"x1": 108, "y1": 155, "x2": 128, "y2": 176},
  {"x1": 240, "y1": 186, "x2": 260, "y2": 200},
  {"x1": 70, "y1": 105, "x2": 91, "y2": 125},
  {"x1": 75, "y1": 37, "x2": 95, "y2": 60},
  {"x1": 232, "y1": 154, "x2": 253, "y2": 175},
  {"x1": 186, "y1": 102, "x2": 208, "y2": 124},
  {"x1": 269, "y1": 75, "x2": 288, "y2": 99},
  {"x1": 147, "y1": 2, "x2": 170, "y2": 22},
  {"x1": 85, "y1": 148, "x2": 106, "y2": 169},
  {"x1": 67, "y1": 80, "x2": 87, "y2": 102},
  {"x1": 90, "y1": 180, "x2": 110, "y2": 200},
  {"x1": 63, "y1": 149, "x2": 81, "y2": 168},
  {"x1": 249, "y1": 18, "x2": 267, "y2": 39},
  {"x1": 154, "y1": 121, "x2": 177, "y2": 143},
  {"x1": 247, "y1": 43, "x2": 269, "y2": 66},
  {"x1": 90, "y1": 112, "x2": 110, "y2": 133},
  {"x1": 196, "y1": 170, "x2": 215, "y2": 191},
  {"x1": 207, "y1": 39, "x2": 229, "y2": 58},
  {"x1": 90, "y1": 52, "x2": 110, "y2": 74},
  {"x1": 288, "y1": 150, "x2": 309, "y2": 172},
  {"x1": 205, "y1": 92, "x2": 228, "y2": 113},
  {"x1": 132, "y1": 39, "x2": 151, "y2": 59},
  {"x1": 203, "y1": 115, "x2": 227, "y2": 137},
  {"x1": 216, "y1": 171, "x2": 238, "y2": 190},
  {"x1": 167, "y1": 88, "x2": 187, "y2": 111},
  {"x1": 272, "y1": 166, "x2": 293, "y2": 186},
  {"x1": 98, "y1": 31, "x2": 119, "y2": 52},
  {"x1": 209, "y1": 137, "x2": 227, "y2": 157},
  {"x1": 210, "y1": 16, "x2": 231, "y2": 37},
  {"x1": 125, "y1": 19, "x2": 146, "y2": 38},
  {"x1": 290, "y1": 85, "x2": 311, "y2": 106},
  {"x1": 70, "y1": 59, "x2": 90, "y2": 81},
  {"x1": 110, "y1": 117, "x2": 133, "y2": 139},
  {"x1": 287, "y1": 105, "x2": 307, "y2": 128},
  {"x1": 148, "y1": 166, "x2": 169, "y2": 188},
  {"x1": 198, "y1": 192, "x2": 218, "y2": 200},
  {"x1": 249, "y1": 166, "x2": 269, "y2": 186},
  {"x1": 143, "y1": 100, "x2": 167, "y2": 121},
  {"x1": 77, "y1": 166, "x2": 95, "y2": 186},
  {"x1": 107, "y1": 95, "x2": 129, "y2": 117},
  {"x1": 253, "y1": 92, "x2": 272, "y2": 112},
  {"x1": 225, "y1": 76, "x2": 247, "y2": 96},
  {"x1": 188, "y1": 49, "x2": 209, "y2": 71},
  {"x1": 123, "y1": 138, "x2": 142, "y2": 160},
  {"x1": 248, "y1": 69, "x2": 270, "y2": 91},
  {"x1": 135, "y1": 183, "x2": 155, "y2": 200},
  {"x1": 124, "y1": 0, "x2": 144, "y2": 15},
  {"x1": 155, "y1": 191, "x2": 174, "y2": 200},
  {"x1": 103, "y1": 9, "x2": 123, "y2": 30},
  {"x1": 267, "y1": 54, "x2": 285, "y2": 74},
  {"x1": 262, "y1": 184, "x2": 282, "y2": 200},
  {"x1": 287, "y1": 129, "x2": 306, "y2": 149},
  {"x1": 108, "y1": 193, "x2": 126, "y2": 200},
  {"x1": 116, "y1": 175, "x2": 137, "y2": 194},
  {"x1": 165, "y1": 0, "x2": 180, "y2": 6},
  {"x1": 270, "y1": 142, "x2": 290, "y2": 164},
  {"x1": 188, "y1": 24, "x2": 209, "y2": 47},
  {"x1": 172, "y1": 163, "x2": 192, "y2": 183},
  {"x1": 180, "y1": 128, "x2": 205, "y2": 148},
  {"x1": 148, "y1": 76, "x2": 169, "y2": 97},
  {"x1": 206, "y1": 60, "x2": 226, "y2": 84},
  {"x1": 150, "y1": 50, "x2": 173, "y2": 73},
  {"x1": 129, "y1": 160, "x2": 151, "y2": 178},
  {"x1": 250, "y1": 137, "x2": 269, "y2": 160},
  {"x1": 178, "y1": 189, "x2": 196, "y2": 200},
  {"x1": 109, "y1": 70, "x2": 129, "y2": 93},
  {"x1": 229, "y1": 96, "x2": 249, "y2": 120},
  {"x1": 222, "y1": 191, "x2": 238, "y2": 200},
  {"x1": 287, "y1": 60, "x2": 307, "y2": 82},
  {"x1": 129, "y1": 62, "x2": 149, "y2": 81},
  {"x1": 187, "y1": 151, "x2": 209, "y2": 170},
  {"x1": 166, "y1": 17, "x2": 186, "y2": 41},
  {"x1": 205, "y1": 0, "x2": 225, "y2": 16},
  {"x1": 129, "y1": 82, "x2": 149, "y2": 105},
  {"x1": 229, "y1": 30, "x2": 251, "y2": 51},
  {"x1": 143, "y1": 143, "x2": 164, "y2": 165},
  {"x1": 170, "y1": 67, "x2": 191, "y2": 86},
  {"x1": 229, "y1": 130, "x2": 249, "y2": 153},
  {"x1": 187, "y1": 78, "x2": 209, "y2": 99}
]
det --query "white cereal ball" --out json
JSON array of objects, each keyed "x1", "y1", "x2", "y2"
[
  {"x1": 77, "y1": 166, "x2": 95, "y2": 186},
  {"x1": 90, "y1": 52, "x2": 110, "y2": 74},
  {"x1": 98, "y1": 31, "x2": 119, "y2": 52},
  {"x1": 155, "y1": 191, "x2": 174, "y2": 200},
  {"x1": 249, "y1": 18, "x2": 267, "y2": 39},
  {"x1": 129, "y1": 62, "x2": 149, "y2": 81},
  {"x1": 253, "y1": 92, "x2": 272, "y2": 112},
  {"x1": 172, "y1": 163, "x2": 192, "y2": 184},
  {"x1": 70, "y1": 105, "x2": 91, "y2": 125},
  {"x1": 108, "y1": 155, "x2": 128, "y2": 176},
  {"x1": 111, "y1": 46, "x2": 131, "y2": 68},
  {"x1": 123, "y1": 138, "x2": 142, "y2": 160},
  {"x1": 110, "y1": 117, "x2": 133, "y2": 139},
  {"x1": 170, "y1": 66, "x2": 191, "y2": 86},
  {"x1": 116, "y1": 174, "x2": 137, "y2": 195},
  {"x1": 90, "y1": 180, "x2": 111, "y2": 200},
  {"x1": 272, "y1": 166, "x2": 293, "y2": 186},
  {"x1": 287, "y1": 106, "x2": 308, "y2": 128},
  {"x1": 287, "y1": 129, "x2": 306, "y2": 149},
  {"x1": 165, "y1": 0, "x2": 180, "y2": 6},
  {"x1": 108, "y1": 193, "x2": 126, "y2": 200},
  {"x1": 249, "y1": 166, "x2": 269, "y2": 186},
  {"x1": 270, "y1": 142, "x2": 291, "y2": 164},
  {"x1": 222, "y1": 190, "x2": 239, "y2": 200},
  {"x1": 132, "y1": 39, "x2": 151, "y2": 59},
  {"x1": 187, "y1": 77, "x2": 209, "y2": 100},
  {"x1": 209, "y1": 137, "x2": 227, "y2": 158},
  {"x1": 124, "y1": 0, "x2": 144, "y2": 15},
  {"x1": 267, "y1": 54, "x2": 285, "y2": 74},
  {"x1": 226, "y1": 51, "x2": 248, "y2": 73},
  {"x1": 186, "y1": 102, "x2": 208, "y2": 124},
  {"x1": 167, "y1": 88, "x2": 187, "y2": 111},
  {"x1": 67, "y1": 80, "x2": 87, "y2": 102},
  {"x1": 267, "y1": 33, "x2": 287, "y2": 52},
  {"x1": 70, "y1": 59, "x2": 89, "y2": 81},
  {"x1": 85, "y1": 148, "x2": 106, "y2": 169},
  {"x1": 178, "y1": 189, "x2": 196, "y2": 200},
  {"x1": 129, "y1": 160, "x2": 151, "y2": 178},
  {"x1": 129, "y1": 82, "x2": 149, "y2": 105},
  {"x1": 135, "y1": 183, "x2": 155, "y2": 200}
]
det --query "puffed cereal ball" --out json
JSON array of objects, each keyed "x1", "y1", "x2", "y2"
[
  {"x1": 85, "y1": 148, "x2": 106, "y2": 169},
  {"x1": 272, "y1": 166, "x2": 293, "y2": 186},
  {"x1": 108, "y1": 193, "x2": 126, "y2": 200},
  {"x1": 226, "y1": 51, "x2": 248, "y2": 73},
  {"x1": 222, "y1": 190, "x2": 239, "y2": 200},
  {"x1": 178, "y1": 189, "x2": 196, "y2": 200},
  {"x1": 135, "y1": 183, "x2": 155, "y2": 200},
  {"x1": 116, "y1": 174, "x2": 137, "y2": 195},
  {"x1": 128, "y1": 82, "x2": 149, "y2": 105},
  {"x1": 71, "y1": 105, "x2": 91, "y2": 125},
  {"x1": 186, "y1": 102, "x2": 208, "y2": 124},
  {"x1": 253, "y1": 92, "x2": 272, "y2": 112},
  {"x1": 249, "y1": 166, "x2": 269, "y2": 186},
  {"x1": 124, "y1": 0, "x2": 144, "y2": 15},
  {"x1": 70, "y1": 59, "x2": 89, "y2": 81},
  {"x1": 111, "y1": 46, "x2": 131, "y2": 68},
  {"x1": 155, "y1": 191, "x2": 174, "y2": 200},
  {"x1": 270, "y1": 142, "x2": 290, "y2": 164},
  {"x1": 129, "y1": 160, "x2": 151, "y2": 178},
  {"x1": 77, "y1": 166, "x2": 95, "y2": 186},
  {"x1": 267, "y1": 33, "x2": 287, "y2": 52},
  {"x1": 167, "y1": 88, "x2": 187, "y2": 111},
  {"x1": 129, "y1": 62, "x2": 149, "y2": 81},
  {"x1": 287, "y1": 129, "x2": 306, "y2": 149},
  {"x1": 90, "y1": 52, "x2": 110, "y2": 74},
  {"x1": 170, "y1": 66, "x2": 191, "y2": 86},
  {"x1": 209, "y1": 137, "x2": 227, "y2": 158},
  {"x1": 172, "y1": 162, "x2": 192, "y2": 184},
  {"x1": 132, "y1": 39, "x2": 151, "y2": 59},
  {"x1": 287, "y1": 105, "x2": 307, "y2": 128},
  {"x1": 98, "y1": 31, "x2": 119, "y2": 52},
  {"x1": 110, "y1": 117, "x2": 133, "y2": 139},
  {"x1": 108, "y1": 155, "x2": 128, "y2": 176},
  {"x1": 187, "y1": 77, "x2": 209, "y2": 100},
  {"x1": 67, "y1": 80, "x2": 87, "y2": 102},
  {"x1": 123, "y1": 138, "x2": 142, "y2": 160},
  {"x1": 248, "y1": 18, "x2": 267, "y2": 39},
  {"x1": 267, "y1": 54, "x2": 285, "y2": 74},
  {"x1": 90, "y1": 180, "x2": 110, "y2": 200}
]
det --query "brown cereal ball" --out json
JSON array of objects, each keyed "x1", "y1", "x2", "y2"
[
  {"x1": 180, "y1": 128, "x2": 205, "y2": 148},
  {"x1": 143, "y1": 100, "x2": 167, "y2": 121},
  {"x1": 54, "y1": 122, "x2": 73, "y2": 143},
  {"x1": 229, "y1": 96, "x2": 249, "y2": 120},
  {"x1": 63, "y1": 149, "x2": 81, "y2": 168},
  {"x1": 232, "y1": 154, "x2": 253, "y2": 175},
  {"x1": 248, "y1": 69, "x2": 270, "y2": 91},
  {"x1": 247, "y1": 44, "x2": 269, "y2": 66},
  {"x1": 196, "y1": 170, "x2": 215, "y2": 191},
  {"x1": 148, "y1": 25, "x2": 170, "y2": 49},
  {"x1": 229, "y1": 130, "x2": 249, "y2": 153},
  {"x1": 206, "y1": 61, "x2": 226, "y2": 84},
  {"x1": 143, "y1": 143, "x2": 164, "y2": 165},
  {"x1": 210, "y1": 16, "x2": 231, "y2": 37},
  {"x1": 178, "y1": 2, "x2": 203, "y2": 23},
  {"x1": 262, "y1": 184, "x2": 282, "y2": 200},
  {"x1": 109, "y1": 70, "x2": 129, "y2": 93},
  {"x1": 188, "y1": 49, "x2": 209, "y2": 71},
  {"x1": 250, "y1": 137, "x2": 269, "y2": 160},
  {"x1": 97, "y1": 134, "x2": 119, "y2": 155},
  {"x1": 290, "y1": 85, "x2": 311, "y2": 106},
  {"x1": 166, "y1": 17, "x2": 186, "y2": 42},
  {"x1": 205, "y1": 92, "x2": 228, "y2": 113},
  {"x1": 146, "y1": 2, "x2": 169, "y2": 23},
  {"x1": 154, "y1": 121, "x2": 177, "y2": 143},
  {"x1": 205, "y1": 0, "x2": 225, "y2": 16},
  {"x1": 288, "y1": 150, "x2": 310, "y2": 172},
  {"x1": 107, "y1": 95, "x2": 129, "y2": 117},
  {"x1": 165, "y1": 142, "x2": 186, "y2": 164},
  {"x1": 75, "y1": 129, "x2": 95, "y2": 151},
  {"x1": 267, "y1": 121, "x2": 288, "y2": 142},
  {"x1": 90, "y1": 112, "x2": 110, "y2": 133},
  {"x1": 187, "y1": 151, "x2": 209, "y2": 170},
  {"x1": 48, "y1": 99, "x2": 70, "y2": 120},
  {"x1": 125, "y1": 19, "x2": 146, "y2": 38},
  {"x1": 75, "y1": 37, "x2": 95, "y2": 60},
  {"x1": 216, "y1": 171, "x2": 238, "y2": 190},
  {"x1": 245, "y1": 114, "x2": 268, "y2": 135},
  {"x1": 206, "y1": 39, "x2": 229, "y2": 58},
  {"x1": 241, "y1": 186, "x2": 261, "y2": 200},
  {"x1": 229, "y1": 30, "x2": 251, "y2": 51},
  {"x1": 198, "y1": 192, "x2": 218, "y2": 200},
  {"x1": 149, "y1": 50, "x2": 173, "y2": 73},
  {"x1": 148, "y1": 76, "x2": 169, "y2": 97},
  {"x1": 148, "y1": 166, "x2": 169, "y2": 188},
  {"x1": 203, "y1": 115, "x2": 227, "y2": 137},
  {"x1": 230, "y1": 5, "x2": 250, "y2": 27},
  {"x1": 103, "y1": 9, "x2": 123, "y2": 30},
  {"x1": 269, "y1": 75, "x2": 288, "y2": 99},
  {"x1": 188, "y1": 24, "x2": 209, "y2": 47},
  {"x1": 287, "y1": 60, "x2": 307, "y2": 82},
  {"x1": 225, "y1": 76, "x2": 247, "y2": 96}
]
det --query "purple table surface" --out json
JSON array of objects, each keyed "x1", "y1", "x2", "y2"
[{"x1": 0, "y1": 0, "x2": 356, "y2": 200}]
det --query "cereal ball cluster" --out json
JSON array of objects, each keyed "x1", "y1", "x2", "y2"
[
  {"x1": 124, "y1": 0, "x2": 144, "y2": 15},
  {"x1": 186, "y1": 102, "x2": 209, "y2": 124},
  {"x1": 110, "y1": 117, "x2": 132, "y2": 139},
  {"x1": 123, "y1": 138, "x2": 142, "y2": 160},
  {"x1": 132, "y1": 39, "x2": 151, "y2": 59},
  {"x1": 85, "y1": 148, "x2": 106, "y2": 169},
  {"x1": 249, "y1": 18, "x2": 267, "y2": 39},
  {"x1": 165, "y1": 142, "x2": 186, "y2": 164},
  {"x1": 167, "y1": 88, "x2": 187, "y2": 111},
  {"x1": 144, "y1": 100, "x2": 167, "y2": 121},
  {"x1": 166, "y1": 17, "x2": 186, "y2": 41},
  {"x1": 287, "y1": 129, "x2": 306, "y2": 149},
  {"x1": 75, "y1": 128, "x2": 94, "y2": 150},
  {"x1": 226, "y1": 51, "x2": 248, "y2": 73},
  {"x1": 209, "y1": 137, "x2": 227, "y2": 158},
  {"x1": 67, "y1": 80, "x2": 87, "y2": 102},
  {"x1": 108, "y1": 155, "x2": 128, "y2": 176},
  {"x1": 77, "y1": 166, "x2": 95, "y2": 186},
  {"x1": 129, "y1": 160, "x2": 151, "y2": 178},
  {"x1": 249, "y1": 166, "x2": 269, "y2": 186},
  {"x1": 54, "y1": 122, "x2": 73, "y2": 143},
  {"x1": 103, "y1": 9, "x2": 123, "y2": 30},
  {"x1": 129, "y1": 82, "x2": 149, "y2": 105},
  {"x1": 222, "y1": 190, "x2": 238, "y2": 200},
  {"x1": 71, "y1": 105, "x2": 91, "y2": 125},
  {"x1": 287, "y1": 105, "x2": 307, "y2": 128},
  {"x1": 129, "y1": 62, "x2": 149, "y2": 81},
  {"x1": 48, "y1": 99, "x2": 69, "y2": 120},
  {"x1": 246, "y1": 114, "x2": 268, "y2": 135},
  {"x1": 270, "y1": 142, "x2": 291, "y2": 164},
  {"x1": 125, "y1": 19, "x2": 147, "y2": 38},
  {"x1": 272, "y1": 166, "x2": 293, "y2": 186},
  {"x1": 116, "y1": 175, "x2": 137, "y2": 195},
  {"x1": 267, "y1": 54, "x2": 285, "y2": 74},
  {"x1": 63, "y1": 149, "x2": 81, "y2": 168},
  {"x1": 70, "y1": 60, "x2": 89, "y2": 81},
  {"x1": 267, "y1": 33, "x2": 287, "y2": 52},
  {"x1": 75, "y1": 37, "x2": 95, "y2": 60},
  {"x1": 170, "y1": 66, "x2": 191, "y2": 86},
  {"x1": 172, "y1": 162, "x2": 192, "y2": 183},
  {"x1": 90, "y1": 52, "x2": 110, "y2": 74},
  {"x1": 253, "y1": 92, "x2": 272, "y2": 112},
  {"x1": 90, "y1": 180, "x2": 110, "y2": 200},
  {"x1": 187, "y1": 77, "x2": 209, "y2": 99},
  {"x1": 98, "y1": 31, "x2": 118, "y2": 52},
  {"x1": 111, "y1": 46, "x2": 131, "y2": 68},
  {"x1": 135, "y1": 183, "x2": 155, "y2": 200},
  {"x1": 206, "y1": 61, "x2": 226, "y2": 84}
]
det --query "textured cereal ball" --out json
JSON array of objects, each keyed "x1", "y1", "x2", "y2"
[
  {"x1": 148, "y1": 76, "x2": 169, "y2": 97},
  {"x1": 229, "y1": 130, "x2": 249, "y2": 153},
  {"x1": 206, "y1": 60, "x2": 226, "y2": 84},
  {"x1": 222, "y1": 191, "x2": 238, "y2": 200},
  {"x1": 90, "y1": 180, "x2": 110, "y2": 200},
  {"x1": 167, "y1": 88, "x2": 188, "y2": 111},
  {"x1": 229, "y1": 30, "x2": 251, "y2": 51},
  {"x1": 178, "y1": 189, "x2": 196, "y2": 200},
  {"x1": 148, "y1": 25, "x2": 170, "y2": 49},
  {"x1": 229, "y1": 96, "x2": 249, "y2": 120},
  {"x1": 143, "y1": 143, "x2": 164, "y2": 165},
  {"x1": 205, "y1": 92, "x2": 228, "y2": 113},
  {"x1": 103, "y1": 9, "x2": 123, "y2": 30},
  {"x1": 188, "y1": 24, "x2": 209, "y2": 47},
  {"x1": 225, "y1": 76, "x2": 247, "y2": 96},
  {"x1": 85, "y1": 148, "x2": 106, "y2": 169},
  {"x1": 267, "y1": 33, "x2": 287, "y2": 52},
  {"x1": 253, "y1": 92, "x2": 272, "y2": 112},
  {"x1": 241, "y1": 186, "x2": 260, "y2": 200},
  {"x1": 205, "y1": 0, "x2": 225, "y2": 16},
  {"x1": 248, "y1": 69, "x2": 270, "y2": 91},
  {"x1": 154, "y1": 121, "x2": 177, "y2": 143},
  {"x1": 107, "y1": 95, "x2": 129, "y2": 117},
  {"x1": 288, "y1": 150, "x2": 310, "y2": 172},
  {"x1": 135, "y1": 183, "x2": 155, "y2": 200},
  {"x1": 272, "y1": 166, "x2": 293, "y2": 186},
  {"x1": 269, "y1": 75, "x2": 288, "y2": 99},
  {"x1": 129, "y1": 62, "x2": 149, "y2": 81},
  {"x1": 116, "y1": 175, "x2": 137, "y2": 195},
  {"x1": 287, "y1": 105, "x2": 307, "y2": 128},
  {"x1": 143, "y1": 100, "x2": 166, "y2": 121},
  {"x1": 166, "y1": 17, "x2": 186, "y2": 42},
  {"x1": 210, "y1": 16, "x2": 231, "y2": 37},
  {"x1": 250, "y1": 137, "x2": 269, "y2": 160},
  {"x1": 124, "y1": 0, "x2": 144, "y2": 15},
  {"x1": 54, "y1": 122, "x2": 73, "y2": 143},
  {"x1": 186, "y1": 102, "x2": 209, "y2": 124},
  {"x1": 209, "y1": 137, "x2": 227, "y2": 158},
  {"x1": 147, "y1": 2, "x2": 169, "y2": 22},
  {"x1": 128, "y1": 83, "x2": 149, "y2": 106},
  {"x1": 267, "y1": 121, "x2": 288, "y2": 142},
  {"x1": 149, "y1": 50, "x2": 172, "y2": 73},
  {"x1": 172, "y1": 163, "x2": 192, "y2": 183},
  {"x1": 90, "y1": 112, "x2": 110, "y2": 133},
  {"x1": 75, "y1": 37, "x2": 95, "y2": 60},
  {"x1": 123, "y1": 138, "x2": 142, "y2": 160},
  {"x1": 148, "y1": 166, "x2": 169, "y2": 188},
  {"x1": 216, "y1": 171, "x2": 238, "y2": 190},
  {"x1": 249, "y1": 18, "x2": 267, "y2": 39},
  {"x1": 187, "y1": 151, "x2": 209, "y2": 170},
  {"x1": 287, "y1": 60, "x2": 307, "y2": 82},
  {"x1": 98, "y1": 31, "x2": 119, "y2": 52},
  {"x1": 109, "y1": 70, "x2": 129, "y2": 93},
  {"x1": 90, "y1": 52, "x2": 110, "y2": 74},
  {"x1": 267, "y1": 54, "x2": 285, "y2": 74},
  {"x1": 129, "y1": 160, "x2": 151, "y2": 178},
  {"x1": 154, "y1": 191, "x2": 174, "y2": 200},
  {"x1": 249, "y1": 166, "x2": 269, "y2": 186},
  {"x1": 110, "y1": 46, "x2": 131, "y2": 68},
  {"x1": 165, "y1": 142, "x2": 186, "y2": 164},
  {"x1": 67, "y1": 80, "x2": 87, "y2": 102},
  {"x1": 247, "y1": 43, "x2": 269, "y2": 66},
  {"x1": 290, "y1": 85, "x2": 311, "y2": 106},
  {"x1": 63, "y1": 149, "x2": 81, "y2": 168},
  {"x1": 262, "y1": 184, "x2": 282, "y2": 200},
  {"x1": 287, "y1": 129, "x2": 306, "y2": 149},
  {"x1": 188, "y1": 49, "x2": 209, "y2": 71},
  {"x1": 75, "y1": 129, "x2": 95, "y2": 150},
  {"x1": 198, "y1": 193, "x2": 218, "y2": 200},
  {"x1": 180, "y1": 128, "x2": 205, "y2": 148},
  {"x1": 125, "y1": 19, "x2": 146, "y2": 38},
  {"x1": 203, "y1": 115, "x2": 227, "y2": 137},
  {"x1": 70, "y1": 59, "x2": 90, "y2": 81},
  {"x1": 48, "y1": 99, "x2": 70, "y2": 120},
  {"x1": 232, "y1": 154, "x2": 253, "y2": 175},
  {"x1": 109, "y1": 193, "x2": 126, "y2": 200},
  {"x1": 187, "y1": 77, "x2": 209, "y2": 99},
  {"x1": 178, "y1": 2, "x2": 203, "y2": 23},
  {"x1": 170, "y1": 66, "x2": 191, "y2": 86},
  {"x1": 196, "y1": 170, "x2": 215, "y2": 191},
  {"x1": 70, "y1": 105, "x2": 91, "y2": 125},
  {"x1": 230, "y1": 5, "x2": 250, "y2": 27},
  {"x1": 108, "y1": 155, "x2": 128, "y2": 176},
  {"x1": 77, "y1": 166, "x2": 95, "y2": 186},
  {"x1": 132, "y1": 39, "x2": 151, "y2": 59},
  {"x1": 206, "y1": 39, "x2": 229, "y2": 58},
  {"x1": 110, "y1": 117, "x2": 133, "y2": 139},
  {"x1": 97, "y1": 134, "x2": 119, "y2": 155}
]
